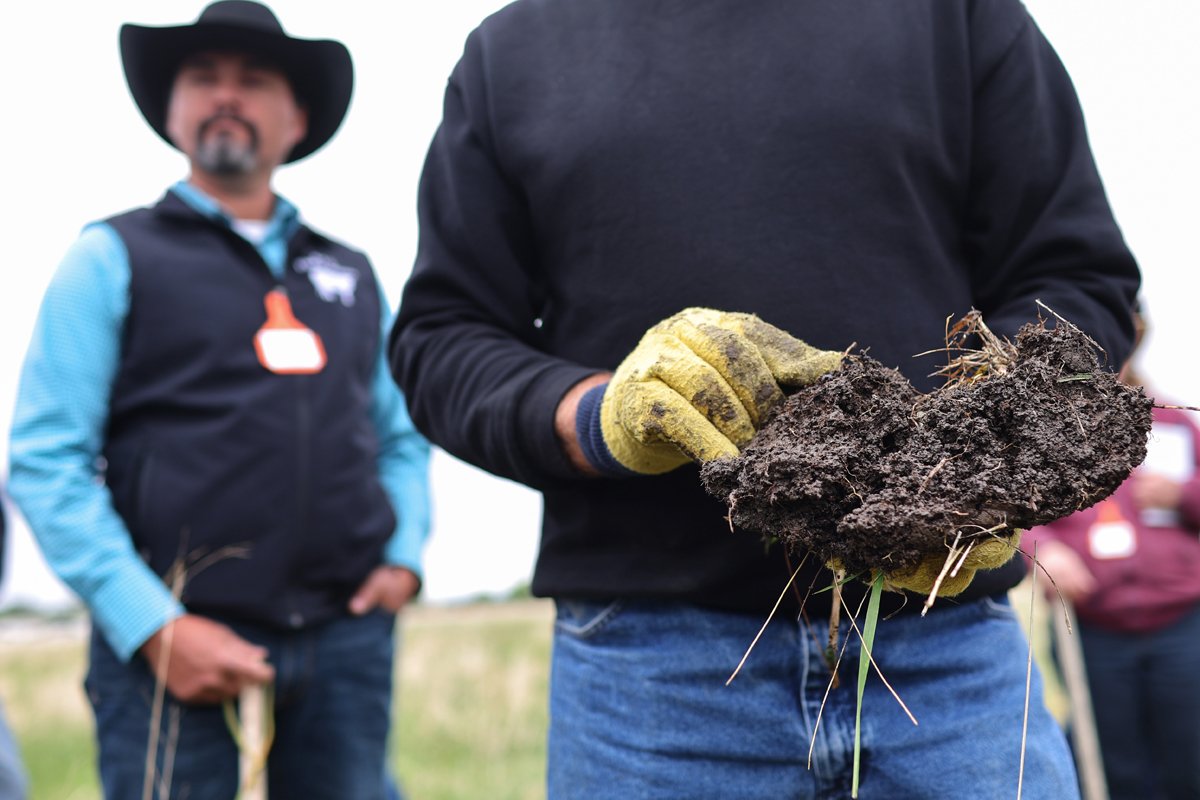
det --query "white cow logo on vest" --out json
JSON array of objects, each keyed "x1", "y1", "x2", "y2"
[{"x1": 295, "y1": 252, "x2": 359, "y2": 307}]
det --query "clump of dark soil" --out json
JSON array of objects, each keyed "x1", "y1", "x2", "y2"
[{"x1": 701, "y1": 314, "x2": 1154, "y2": 578}]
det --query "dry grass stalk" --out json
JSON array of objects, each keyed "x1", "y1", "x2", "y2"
[
  {"x1": 919, "y1": 531, "x2": 964, "y2": 617},
  {"x1": 1023, "y1": 546, "x2": 1074, "y2": 635},
  {"x1": 141, "y1": 537, "x2": 253, "y2": 800},
  {"x1": 143, "y1": 559, "x2": 187, "y2": 800},
  {"x1": 226, "y1": 684, "x2": 273, "y2": 799},
  {"x1": 726, "y1": 558, "x2": 805, "y2": 686},
  {"x1": 807, "y1": 590, "x2": 864, "y2": 770},
  {"x1": 917, "y1": 311, "x2": 1018, "y2": 389},
  {"x1": 826, "y1": 568, "x2": 846, "y2": 687},
  {"x1": 804, "y1": 579, "x2": 918, "y2": 775},
  {"x1": 837, "y1": 591, "x2": 918, "y2": 728}
]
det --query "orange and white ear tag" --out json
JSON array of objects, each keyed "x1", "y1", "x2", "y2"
[
  {"x1": 254, "y1": 289, "x2": 327, "y2": 375},
  {"x1": 1087, "y1": 499, "x2": 1137, "y2": 560}
]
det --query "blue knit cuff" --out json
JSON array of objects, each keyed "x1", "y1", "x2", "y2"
[{"x1": 575, "y1": 383, "x2": 637, "y2": 477}]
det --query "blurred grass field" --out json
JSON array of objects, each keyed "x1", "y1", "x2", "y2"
[{"x1": 0, "y1": 600, "x2": 555, "y2": 800}]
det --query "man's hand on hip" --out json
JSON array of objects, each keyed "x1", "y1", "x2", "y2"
[
  {"x1": 349, "y1": 565, "x2": 420, "y2": 615},
  {"x1": 139, "y1": 614, "x2": 274, "y2": 704}
]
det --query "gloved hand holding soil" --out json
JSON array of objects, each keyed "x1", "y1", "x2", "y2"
[{"x1": 701, "y1": 311, "x2": 1154, "y2": 598}]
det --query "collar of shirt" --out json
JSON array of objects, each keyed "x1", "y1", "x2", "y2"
[{"x1": 169, "y1": 180, "x2": 302, "y2": 280}]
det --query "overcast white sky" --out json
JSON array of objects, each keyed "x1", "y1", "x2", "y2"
[{"x1": 1, "y1": 1, "x2": 1197, "y2": 609}]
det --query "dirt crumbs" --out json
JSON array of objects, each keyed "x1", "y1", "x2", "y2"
[{"x1": 701, "y1": 313, "x2": 1154, "y2": 579}]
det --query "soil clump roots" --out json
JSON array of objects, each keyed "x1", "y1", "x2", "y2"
[{"x1": 702, "y1": 312, "x2": 1153, "y2": 588}]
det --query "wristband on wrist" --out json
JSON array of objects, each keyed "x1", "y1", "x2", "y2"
[{"x1": 574, "y1": 382, "x2": 636, "y2": 477}]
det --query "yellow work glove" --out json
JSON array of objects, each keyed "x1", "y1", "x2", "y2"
[
  {"x1": 576, "y1": 308, "x2": 843, "y2": 475},
  {"x1": 882, "y1": 530, "x2": 1022, "y2": 596}
]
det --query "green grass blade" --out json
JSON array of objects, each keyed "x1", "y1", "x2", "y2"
[
  {"x1": 853, "y1": 572, "x2": 885, "y2": 798},
  {"x1": 812, "y1": 571, "x2": 864, "y2": 594}
]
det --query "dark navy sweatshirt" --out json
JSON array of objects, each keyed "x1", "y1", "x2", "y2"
[{"x1": 392, "y1": 0, "x2": 1140, "y2": 617}]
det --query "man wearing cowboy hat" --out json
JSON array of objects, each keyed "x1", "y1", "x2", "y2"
[{"x1": 7, "y1": 2, "x2": 429, "y2": 797}]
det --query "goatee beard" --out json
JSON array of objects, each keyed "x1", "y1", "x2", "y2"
[{"x1": 195, "y1": 114, "x2": 260, "y2": 176}]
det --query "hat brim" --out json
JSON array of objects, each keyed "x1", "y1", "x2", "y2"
[{"x1": 120, "y1": 22, "x2": 353, "y2": 164}]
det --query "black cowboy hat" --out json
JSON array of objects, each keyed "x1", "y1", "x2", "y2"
[{"x1": 119, "y1": 0, "x2": 353, "y2": 164}]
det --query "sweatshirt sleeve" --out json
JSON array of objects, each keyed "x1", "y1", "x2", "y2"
[
  {"x1": 7, "y1": 224, "x2": 184, "y2": 661},
  {"x1": 371, "y1": 277, "x2": 433, "y2": 576},
  {"x1": 963, "y1": 1, "x2": 1140, "y2": 366},
  {"x1": 390, "y1": 31, "x2": 597, "y2": 488}
]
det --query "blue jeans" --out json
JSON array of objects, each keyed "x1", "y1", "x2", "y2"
[
  {"x1": 1077, "y1": 604, "x2": 1200, "y2": 800},
  {"x1": 549, "y1": 596, "x2": 1077, "y2": 799},
  {"x1": 0, "y1": 699, "x2": 27, "y2": 800},
  {"x1": 86, "y1": 610, "x2": 395, "y2": 800}
]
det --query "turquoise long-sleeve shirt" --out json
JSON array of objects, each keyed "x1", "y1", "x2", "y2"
[{"x1": 8, "y1": 182, "x2": 431, "y2": 661}]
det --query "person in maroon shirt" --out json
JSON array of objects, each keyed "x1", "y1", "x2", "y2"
[{"x1": 1027, "y1": 313, "x2": 1200, "y2": 800}]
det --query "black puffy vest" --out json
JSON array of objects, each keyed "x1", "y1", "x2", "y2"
[{"x1": 103, "y1": 191, "x2": 395, "y2": 629}]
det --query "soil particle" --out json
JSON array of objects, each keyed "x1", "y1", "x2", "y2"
[{"x1": 701, "y1": 317, "x2": 1154, "y2": 577}]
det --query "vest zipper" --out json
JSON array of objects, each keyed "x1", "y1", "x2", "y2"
[
  {"x1": 281, "y1": 236, "x2": 311, "y2": 630},
  {"x1": 290, "y1": 375, "x2": 311, "y2": 629}
]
